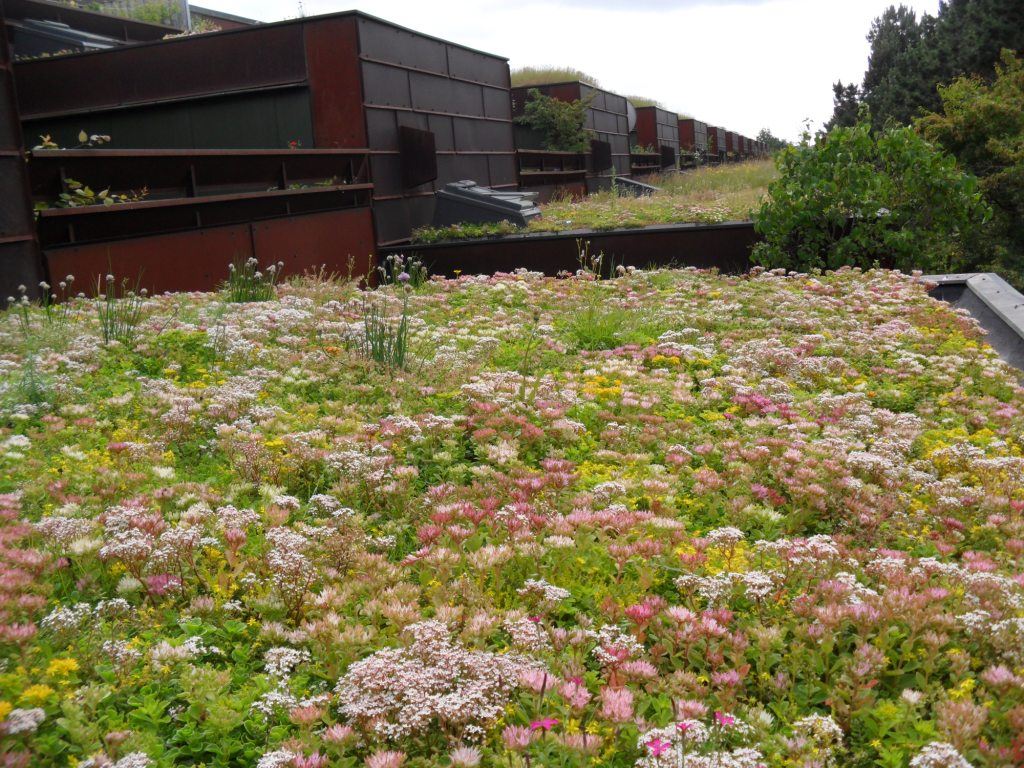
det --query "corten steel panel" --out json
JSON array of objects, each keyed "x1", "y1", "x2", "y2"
[
  {"x1": 437, "y1": 153, "x2": 490, "y2": 184},
  {"x1": 44, "y1": 207, "x2": 376, "y2": 293},
  {"x1": 385, "y1": 221, "x2": 759, "y2": 277},
  {"x1": 488, "y1": 154, "x2": 517, "y2": 187},
  {"x1": 398, "y1": 126, "x2": 437, "y2": 188},
  {"x1": 0, "y1": 69, "x2": 18, "y2": 147},
  {"x1": 28, "y1": 149, "x2": 369, "y2": 202},
  {"x1": 447, "y1": 45, "x2": 510, "y2": 88},
  {"x1": 252, "y1": 207, "x2": 375, "y2": 280},
  {"x1": 35, "y1": 187, "x2": 372, "y2": 246},
  {"x1": 0, "y1": 155, "x2": 31, "y2": 238},
  {"x1": 636, "y1": 106, "x2": 679, "y2": 159},
  {"x1": 365, "y1": 108, "x2": 401, "y2": 151},
  {"x1": 374, "y1": 196, "x2": 435, "y2": 245},
  {"x1": 409, "y1": 72, "x2": 484, "y2": 114},
  {"x1": 483, "y1": 87, "x2": 512, "y2": 120},
  {"x1": 361, "y1": 61, "x2": 412, "y2": 109},
  {"x1": 305, "y1": 16, "x2": 367, "y2": 149},
  {"x1": 453, "y1": 117, "x2": 511, "y2": 152},
  {"x1": 358, "y1": 15, "x2": 448, "y2": 76},
  {"x1": 23, "y1": 89, "x2": 314, "y2": 151},
  {"x1": 46, "y1": 224, "x2": 253, "y2": 293},
  {"x1": 427, "y1": 113, "x2": 455, "y2": 151},
  {"x1": 14, "y1": 23, "x2": 308, "y2": 119},
  {"x1": 0, "y1": 0, "x2": 43, "y2": 300},
  {"x1": 369, "y1": 154, "x2": 407, "y2": 196}
]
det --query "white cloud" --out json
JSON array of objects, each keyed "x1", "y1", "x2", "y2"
[{"x1": 198, "y1": 0, "x2": 941, "y2": 141}]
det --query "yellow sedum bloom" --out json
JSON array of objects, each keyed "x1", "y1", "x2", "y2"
[
  {"x1": 46, "y1": 658, "x2": 79, "y2": 677},
  {"x1": 20, "y1": 684, "x2": 55, "y2": 704}
]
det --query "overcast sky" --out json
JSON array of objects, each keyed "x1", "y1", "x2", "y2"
[{"x1": 198, "y1": 0, "x2": 940, "y2": 141}]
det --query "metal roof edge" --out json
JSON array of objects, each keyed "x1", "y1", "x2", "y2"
[{"x1": 12, "y1": 8, "x2": 510, "y2": 65}]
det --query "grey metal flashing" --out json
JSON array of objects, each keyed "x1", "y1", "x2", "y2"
[{"x1": 922, "y1": 272, "x2": 1024, "y2": 371}]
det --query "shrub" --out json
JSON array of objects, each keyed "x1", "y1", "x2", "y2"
[
  {"x1": 515, "y1": 89, "x2": 591, "y2": 153},
  {"x1": 917, "y1": 49, "x2": 1024, "y2": 287},
  {"x1": 753, "y1": 116, "x2": 989, "y2": 273}
]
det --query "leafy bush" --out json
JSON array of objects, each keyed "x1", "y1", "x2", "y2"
[
  {"x1": 917, "y1": 49, "x2": 1024, "y2": 286},
  {"x1": 753, "y1": 117, "x2": 989, "y2": 273},
  {"x1": 515, "y1": 89, "x2": 591, "y2": 153}
]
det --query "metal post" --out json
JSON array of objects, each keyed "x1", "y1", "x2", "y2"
[{"x1": 0, "y1": 0, "x2": 45, "y2": 303}]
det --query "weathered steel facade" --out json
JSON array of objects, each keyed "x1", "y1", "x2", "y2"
[
  {"x1": 0, "y1": 0, "x2": 43, "y2": 302},
  {"x1": 14, "y1": 11, "x2": 516, "y2": 245},
  {"x1": 634, "y1": 105, "x2": 679, "y2": 171},
  {"x1": 678, "y1": 118, "x2": 708, "y2": 160},
  {"x1": 511, "y1": 82, "x2": 631, "y2": 193},
  {"x1": 27, "y1": 147, "x2": 375, "y2": 293},
  {"x1": 516, "y1": 149, "x2": 587, "y2": 202}
]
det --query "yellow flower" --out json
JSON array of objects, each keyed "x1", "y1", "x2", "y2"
[
  {"x1": 46, "y1": 658, "x2": 79, "y2": 677},
  {"x1": 20, "y1": 684, "x2": 55, "y2": 704},
  {"x1": 0, "y1": 701, "x2": 11, "y2": 720}
]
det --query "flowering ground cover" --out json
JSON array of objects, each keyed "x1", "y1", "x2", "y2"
[{"x1": 0, "y1": 265, "x2": 1022, "y2": 768}]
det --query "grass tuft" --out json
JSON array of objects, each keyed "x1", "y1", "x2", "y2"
[{"x1": 511, "y1": 66, "x2": 601, "y2": 88}]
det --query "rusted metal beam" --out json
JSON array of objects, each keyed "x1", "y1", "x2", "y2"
[{"x1": 0, "y1": 0, "x2": 44, "y2": 303}]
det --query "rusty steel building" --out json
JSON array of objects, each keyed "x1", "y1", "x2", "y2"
[
  {"x1": 633, "y1": 105, "x2": 679, "y2": 174},
  {"x1": 511, "y1": 81, "x2": 631, "y2": 193},
  {"x1": 14, "y1": 10, "x2": 517, "y2": 254}
]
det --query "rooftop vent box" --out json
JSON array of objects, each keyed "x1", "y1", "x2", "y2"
[{"x1": 432, "y1": 180, "x2": 540, "y2": 228}]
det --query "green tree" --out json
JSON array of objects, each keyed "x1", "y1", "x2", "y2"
[
  {"x1": 755, "y1": 128, "x2": 789, "y2": 153},
  {"x1": 827, "y1": 81, "x2": 862, "y2": 130},
  {"x1": 830, "y1": 0, "x2": 1024, "y2": 130},
  {"x1": 918, "y1": 49, "x2": 1024, "y2": 286},
  {"x1": 753, "y1": 116, "x2": 990, "y2": 274}
]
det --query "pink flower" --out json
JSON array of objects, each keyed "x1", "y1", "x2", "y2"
[
  {"x1": 448, "y1": 746, "x2": 481, "y2": 767},
  {"x1": 519, "y1": 668, "x2": 555, "y2": 694},
  {"x1": 143, "y1": 573, "x2": 181, "y2": 596},
  {"x1": 288, "y1": 704, "x2": 324, "y2": 726},
  {"x1": 646, "y1": 738, "x2": 672, "y2": 757},
  {"x1": 559, "y1": 679, "x2": 592, "y2": 710},
  {"x1": 502, "y1": 725, "x2": 535, "y2": 751},
  {"x1": 600, "y1": 687, "x2": 634, "y2": 723},
  {"x1": 714, "y1": 711, "x2": 736, "y2": 727},
  {"x1": 364, "y1": 751, "x2": 405, "y2": 768},
  {"x1": 321, "y1": 724, "x2": 354, "y2": 744},
  {"x1": 530, "y1": 717, "x2": 559, "y2": 731},
  {"x1": 292, "y1": 754, "x2": 328, "y2": 768}
]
